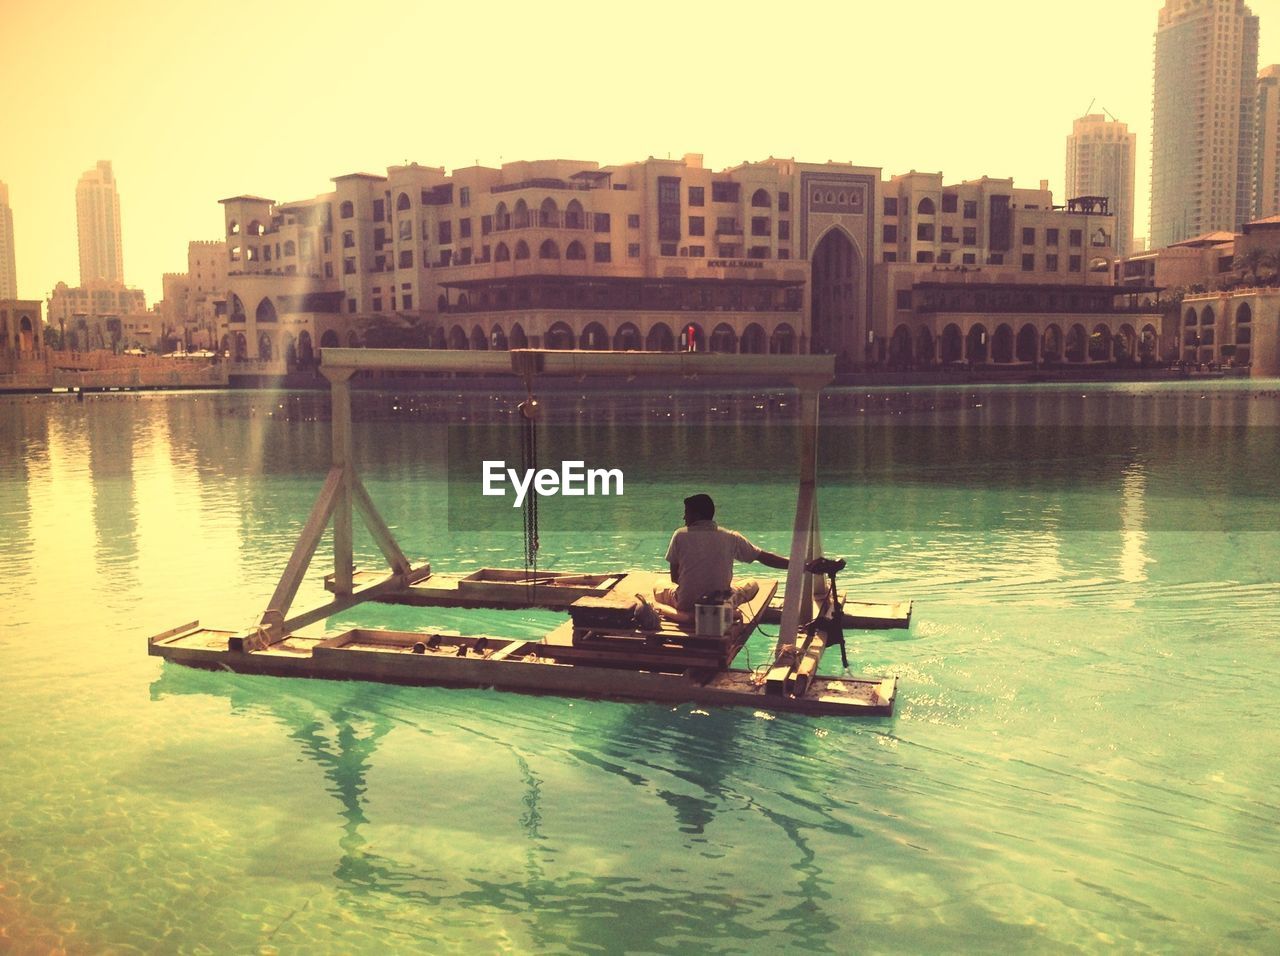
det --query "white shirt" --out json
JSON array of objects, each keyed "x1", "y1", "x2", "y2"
[{"x1": 664, "y1": 520, "x2": 760, "y2": 611}]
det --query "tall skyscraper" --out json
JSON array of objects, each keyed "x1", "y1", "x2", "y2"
[
  {"x1": 1258, "y1": 65, "x2": 1280, "y2": 220},
  {"x1": 1066, "y1": 114, "x2": 1137, "y2": 256},
  {"x1": 76, "y1": 160, "x2": 124, "y2": 285},
  {"x1": 0, "y1": 182, "x2": 16, "y2": 299},
  {"x1": 1150, "y1": 0, "x2": 1260, "y2": 248}
]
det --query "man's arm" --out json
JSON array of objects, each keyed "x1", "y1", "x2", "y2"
[
  {"x1": 669, "y1": 560, "x2": 680, "y2": 584},
  {"x1": 754, "y1": 549, "x2": 790, "y2": 571}
]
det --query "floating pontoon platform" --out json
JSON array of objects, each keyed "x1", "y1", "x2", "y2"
[{"x1": 148, "y1": 349, "x2": 907, "y2": 717}]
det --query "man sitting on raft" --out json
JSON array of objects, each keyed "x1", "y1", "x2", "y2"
[{"x1": 644, "y1": 493, "x2": 790, "y2": 625}]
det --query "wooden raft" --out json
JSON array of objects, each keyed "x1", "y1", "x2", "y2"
[{"x1": 148, "y1": 349, "x2": 908, "y2": 717}]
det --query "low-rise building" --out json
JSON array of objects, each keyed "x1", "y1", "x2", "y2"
[
  {"x1": 212, "y1": 154, "x2": 1156, "y2": 370},
  {"x1": 0, "y1": 299, "x2": 43, "y2": 359}
]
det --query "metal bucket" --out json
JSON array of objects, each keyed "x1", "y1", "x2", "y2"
[{"x1": 694, "y1": 602, "x2": 732, "y2": 637}]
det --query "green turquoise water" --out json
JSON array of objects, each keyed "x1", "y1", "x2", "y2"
[{"x1": 1, "y1": 382, "x2": 1279, "y2": 953}]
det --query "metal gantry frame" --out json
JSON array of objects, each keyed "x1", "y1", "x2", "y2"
[{"x1": 247, "y1": 347, "x2": 834, "y2": 672}]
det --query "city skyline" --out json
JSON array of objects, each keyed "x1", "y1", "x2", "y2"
[{"x1": 0, "y1": 0, "x2": 1276, "y2": 306}]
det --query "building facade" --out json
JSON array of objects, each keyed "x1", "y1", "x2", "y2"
[
  {"x1": 1066, "y1": 114, "x2": 1137, "y2": 257},
  {"x1": 0, "y1": 183, "x2": 16, "y2": 300},
  {"x1": 0, "y1": 299, "x2": 42, "y2": 358},
  {"x1": 1151, "y1": 0, "x2": 1260, "y2": 248},
  {"x1": 47, "y1": 279, "x2": 147, "y2": 350},
  {"x1": 76, "y1": 160, "x2": 124, "y2": 285},
  {"x1": 1258, "y1": 65, "x2": 1280, "y2": 221},
  {"x1": 1180, "y1": 287, "x2": 1279, "y2": 370},
  {"x1": 213, "y1": 154, "x2": 1156, "y2": 370}
]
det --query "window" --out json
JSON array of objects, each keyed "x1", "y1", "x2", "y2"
[
  {"x1": 716, "y1": 217, "x2": 740, "y2": 234},
  {"x1": 628, "y1": 214, "x2": 641, "y2": 228},
  {"x1": 916, "y1": 251, "x2": 934, "y2": 263},
  {"x1": 1046, "y1": 254, "x2": 1059, "y2": 271},
  {"x1": 884, "y1": 196, "x2": 899, "y2": 216},
  {"x1": 883, "y1": 251, "x2": 898, "y2": 262},
  {"x1": 711, "y1": 181, "x2": 738, "y2": 202},
  {"x1": 1069, "y1": 229, "x2": 1083, "y2": 247},
  {"x1": 717, "y1": 244, "x2": 740, "y2": 257},
  {"x1": 688, "y1": 245, "x2": 705, "y2": 257},
  {"x1": 457, "y1": 248, "x2": 472, "y2": 265},
  {"x1": 987, "y1": 253, "x2": 1004, "y2": 265},
  {"x1": 438, "y1": 221, "x2": 452, "y2": 244},
  {"x1": 343, "y1": 257, "x2": 356, "y2": 274},
  {"x1": 342, "y1": 230, "x2": 355, "y2": 248},
  {"x1": 399, "y1": 220, "x2": 412, "y2": 241},
  {"x1": 941, "y1": 193, "x2": 958, "y2": 213},
  {"x1": 1021, "y1": 253, "x2": 1035, "y2": 271},
  {"x1": 340, "y1": 201, "x2": 354, "y2": 219},
  {"x1": 963, "y1": 200, "x2": 977, "y2": 219},
  {"x1": 398, "y1": 250, "x2": 413, "y2": 269},
  {"x1": 263, "y1": 246, "x2": 271, "y2": 262},
  {"x1": 459, "y1": 186, "x2": 470, "y2": 208},
  {"x1": 438, "y1": 250, "x2": 451, "y2": 266},
  {"x1": 963, "y1": 226, "x2": 977, "y2": 245},
  {"x1": 373, "y1": 199, "x2": 385, "y2": 221},
  {"x1": 778, "y1": 220, "x2": 790, "y2": 240},
  {"x1": 373, "y1": 227, "x2": 387, "y2": 249},
  {"x1": 658, "y1": 176, "x2": 680, "y2": 241},
  {"x1": 917, "y1": 223, "x2": 934, "y2": 241},
  {"x1": 1022, "y1": 227, "x2": 1036, "y2": 245},
  {"x1": 689, "y1": 216, "x2": 705, "y2": 236},
  {"x1": 628, "y1": 243, "x2": 641, "y2": 258},
  {"x1": 459, "y1": 218, "x2": 472, "y2": 239},
  {"x1": 896, "y1": 290, "x2": 912, "y2": 309},
  {"x1": 688, "y1": 186, "x2": 705, "y2": 207},
  {"x1": 324, "y1": 261, "x2": 334, "y2": 278},
  {"x1": 962, "y1": 253, "x2": 975, "y2": 265},
  {"x1": 917, "y1": 197, "x2": 935, "y2": 215},
  {"x1": 940, "y1": 226, "x2": 956, "y2": 243},
  {"x1": 402, "y1": 294, "x2": 412, "y2": 309},
  {"x1": 661, "y1": 242, "x2": 677, "y2": 256},
  {"x1": 748, "y1": 246, "x2": 769, "y2": 259},
  {"x1": 1046, "y1": 228, "x2": 1059, "y2": 246},
  {"x1": 372, "y1": 297, "x2": 382, "y2": 311},
  {"x1": 778, "y1": 249, "x2": 790, "y2": 260},
  {"x1": 751, "y1": 189, "x2": 771, "y2": 208},
  {"x1": 594, "y1": 213, "x2": 611, "y2": 232},
  {"x1": 481, "y1": 215, "x2": 492, "y2": 235},
  {"x1": 778, "y1": 192, "x2": 790, "y2": 212},
  {"x1": 323, "y1": 235, "x2": 332, "y2": 253},
  {"x1": 751, "y1": 217, "x2": 771, "y2": 237},
  {"x1": 938, "y1": 251, "x2": 952, "y2": 263},
  {"x1": 348, "y1": 298, "x2": 357, "y2": 313},
  {"x1": 594, "y1": 242, "x2": 611, "y2": 262}
]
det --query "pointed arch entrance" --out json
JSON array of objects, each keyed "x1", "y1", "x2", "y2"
[{"x1": 810, "y1": 228, "x2": 861, "y2": 357}]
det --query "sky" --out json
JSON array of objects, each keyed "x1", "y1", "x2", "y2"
[{"x1": 1, "y1": 0, "x2": 1277, "y2": 306}]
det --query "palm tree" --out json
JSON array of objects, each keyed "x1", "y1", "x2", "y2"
[{"x1": 1233, "y1": 248, "x2": 1272, "y2": 285}]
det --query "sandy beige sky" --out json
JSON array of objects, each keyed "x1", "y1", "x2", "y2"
[{"x1": 0, "y1": 0, "x2": 1276, "y2": 305}]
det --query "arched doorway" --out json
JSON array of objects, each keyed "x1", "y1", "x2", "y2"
[
  {"x1": 580, "y1": 322, "x2": 608, "y2": 350},
  {"x1": 679, "y1": 322, "x2": 705, "y2": 352},
  {"x1": 991, "y1": 324, "x2": 1014, "y2": 363},
  {"x1": 613, "y1": 323, "x2": 641, "y2": 351},
  {"x1": 257, "y1": 332, "x2": 273, "y2": 360},
  {"x1": 710, "y1": 323, "x2": 737, "y2": 354},
  {"x1": 810, "y1": 228, "x2": 860, "y2": 357},
  {"x1": 491, "y1": 325, "x2": 509, "y2": 350},
  {"x1": 1016, "y1": 324, "x2": 1038, "y2": 363},
  {"x1": 448, "y1": 326, "x2": 468, "y2": 350},
  {"x1": 545, "y1": 322, "x2": 574, "y2": 350},
  {"x1": 234, "y1": 332, "x2": 249, "y2": 361},
  {"x1": 770, "y1": 323, "x2": 796, "y2": 354},
  {"x1": 741, "y1": 323, "x2": 767, "y2": 355},
  {"x1": 1042, "y1": 324, "x2": 1063, "y2": 363},
  {"x1": 915, "y1": 326, "x2": 935, "y2": 366},
  {"x1": 941, "y1": 323, "x2": 963, "y2": 363},
  {"x1": 320, "y1": 330, "x2": 340, "y2": 349},
  {"x1": 646, "y1": 323, "x2": 674, "y2": 352},
  {"x1": 966, "y1": 324, "x2": 988, "y2": 363},
  {"x1": 1065, "y1": 324, "x2": 1087, "y2": 363},
  {"x1": 888, "y1": 325, "x2": 912, "y2": 368},
  {"x1": 510, "y1": 324, "x2": 528, "y2": 349},
  {"x1": 470, "y1": 326, "x2": 489, "y2": 350},
  {"x1": 1088, "y1": 324, "x2": 1112, "y2": 362}
]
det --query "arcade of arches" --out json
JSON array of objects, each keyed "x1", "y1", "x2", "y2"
[{"x1": 886, "y1": 318, "x2": 1163, "y2": 367}]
